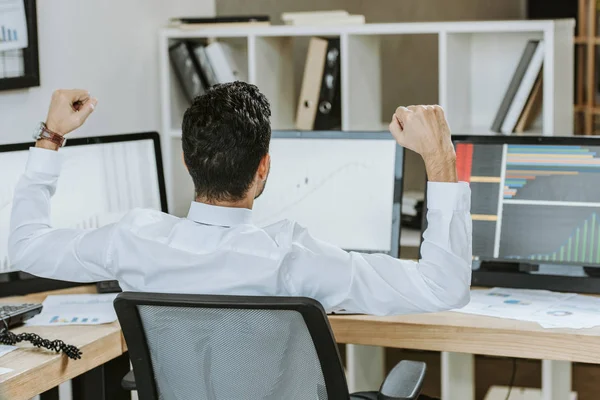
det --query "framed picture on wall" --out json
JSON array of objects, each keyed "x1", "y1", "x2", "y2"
[{"x1": 0, "y1": 0, "x2": 39, "y2": 91}]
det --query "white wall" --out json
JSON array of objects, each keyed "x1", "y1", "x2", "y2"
[
  {"x1": 0, "y1": 0, "x2": 215, "y2": 144},
  {"x1": 2, "y1": 3, "x2": 215, "y2": 399}
]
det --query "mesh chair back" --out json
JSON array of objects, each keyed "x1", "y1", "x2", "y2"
[{"x1": 115, "y1": 293, "x2": 349, "y2": 400}]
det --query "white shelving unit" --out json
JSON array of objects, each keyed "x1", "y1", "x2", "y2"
[
  {"x1": 158, "y1": 19, "x2": 575, "y2": 399},
  {"x1": 159, "y1": 19, "x2": 574, "y2": 216}
]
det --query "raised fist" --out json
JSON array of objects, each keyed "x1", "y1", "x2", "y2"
[
  {"x1": 45, "y1": 89, "x2": 98, "y2": 136},
  {"x1": 389, "y1": 105, "x2": 457, "y2": 182}
]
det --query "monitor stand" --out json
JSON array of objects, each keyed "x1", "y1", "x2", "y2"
[
  {"x1": 472, "y1": 261, "x2": 600, "y2": 294},
  {"x1": 0, "y1": 272, "x2": 82, "y2": 297}
]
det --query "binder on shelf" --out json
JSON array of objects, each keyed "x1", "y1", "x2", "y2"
[
  {"x1": 205, "y1": 42, "x2": 247, "y2": 83},
  {"x1": 501, "y1": 40, "x2": 544, "y2": 135},
  {"x1": 296, "y1": 37, "x2": 341, "y2": 130},
  {"x1": 192, "y1": 44, "x2": 219, "y2": 87},
  {"x1": 168, "y1": 41, "x2": 206, "y2": 103},
  {"x1": 490, "y1": 40, "x2": 541, "y2": 133},
  {"x1": 515, "y1": 71, "x2": 543, "y2": 133}
]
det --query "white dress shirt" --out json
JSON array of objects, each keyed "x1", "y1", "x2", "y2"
[{"x1": 9, "y1": 147, "x2": 472, "y2": 316}]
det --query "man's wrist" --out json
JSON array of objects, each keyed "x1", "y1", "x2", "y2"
[
  {"x1": 34, "y1": 122, "x2": 65, "y2": 150},
  {"x1": 424, "y1": 151, "x2": 458, "y2": 183},
  {"x1": 35, "y1": 139, "x2": 61, "y2": 151},
  {"x1": 44, "y1": 120, "x2": 65, "y2": 136}
]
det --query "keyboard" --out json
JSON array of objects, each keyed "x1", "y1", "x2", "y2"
[{"x1": 0, "y1": 303, "x2": 43, "y2": 329}]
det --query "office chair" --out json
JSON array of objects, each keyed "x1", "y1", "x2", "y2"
[{"x1": 114, "y1": 292, "x2": 427, "y2": 400}]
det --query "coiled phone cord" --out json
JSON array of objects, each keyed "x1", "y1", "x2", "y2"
[{"x1": 0, "y1": 320, "x2": 82, "y2": 360}]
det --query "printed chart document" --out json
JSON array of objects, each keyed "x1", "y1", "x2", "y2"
[
  {"x1": 0, "y1": 0, "x2": 29, "y2": 52},
  {"x1": 453, "y1": 288, "x2": 600, "y2": 329},
  {"x1": 0, "y1": 345, "x2": 16, "y2": 358},
  {"x1": 529, "y1": 295, "x2": 600, "y2": 329},
  {"x1": 26, "y1": 294, "x2": 119, "y2": 326}
]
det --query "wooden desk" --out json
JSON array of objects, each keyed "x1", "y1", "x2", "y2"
[
  {"x1": 3, "y1": 286, "x2": 599, "y2": 400},
  {"x1": 330, "y1": 312, "x2": 600, "y2": 400},
  {"x1": 329, "y1": 311, "x2": 600, "y2": 364},
  {"x1": 0, "y1": 286, "x2": 126, "y2": 400}
]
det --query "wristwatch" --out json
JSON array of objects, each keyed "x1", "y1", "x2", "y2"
[{"x1": 33, "y1": 122, "x2": 66, "y2": 147}]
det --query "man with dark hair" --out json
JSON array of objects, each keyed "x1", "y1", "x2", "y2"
[
  {"x1": 182, "y1": 81, "x2": 272, "y2": 204},
  {"x1": 9, "y1": 82, "x2": 471, "y2": 316}
]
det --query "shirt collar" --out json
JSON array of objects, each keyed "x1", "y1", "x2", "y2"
[{"x1": 187, "y1": 201, "x2": 253, "y2": 227}]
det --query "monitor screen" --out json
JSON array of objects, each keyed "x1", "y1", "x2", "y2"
[
  {"x1": 454, "y1": 136, "x2": 600, "y2": 267},
  {"x1": 0, "y1": 133, "x2": 167, "y2": 273},
  {"x1": 252, "y1": 131, "x2": 403, "y2": 256}
]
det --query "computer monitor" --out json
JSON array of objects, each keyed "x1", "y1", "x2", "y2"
[
  {"x1": 0, "y1": 132, "x2": 167, "y2": 291},
  {"x1": 446, "y1": 135, "x2": 600, "y2": 293},
  {"x1": 252, "y1": 130, "x2": 404, "y2": 257}
]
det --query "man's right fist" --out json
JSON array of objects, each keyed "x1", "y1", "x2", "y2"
[
  {"x1": 45, "y1": 89, "x2": 98, "y2": 136},
  {"x1": 388, "y1": 105, "x2": 454, "y2": 159},
  {"x1": 389, "y1": 105, "x2": 458, "y2": 183}
]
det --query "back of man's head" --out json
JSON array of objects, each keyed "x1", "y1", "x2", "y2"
[{"x1": 182, "y1": 82, "x2": 271, "y2": 203}]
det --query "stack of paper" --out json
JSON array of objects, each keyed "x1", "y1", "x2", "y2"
[
  {"x1": 282, "y1": 11, "x2": 365, "y2": 26},
  {"x1": 25, "y1": 293, "x2": 119, "y2": 327},
  {"x1": 454, "y1": 288, "x2": 600, "y2": 329}
]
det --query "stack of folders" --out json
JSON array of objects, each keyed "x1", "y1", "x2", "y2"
[
  {"x1": 169, "y1": 15, "x2": 270, "y2": 30},
  {"x1": 282, "y1": 10, "x2": 365, "y2": 26},
  {"x1": 491, "y1": 40, "x2": 544, "y2": 135},
  {"x1": 296, "y1": 37, "x2": 342, "y2": 130},
  {"x1": 169, "y1": 40, "x2": 248, "y2": 103},
  {"x1": 401, "y1": 191, "x2": 425, "y2": 230}
]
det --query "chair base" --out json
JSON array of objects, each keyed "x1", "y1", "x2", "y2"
[
  {"x1": 350, "y1": 392, "x2": 378, "y2": 400},
  {"x1": 350, "y1": 393, "x2": 438, "y2": 400}
]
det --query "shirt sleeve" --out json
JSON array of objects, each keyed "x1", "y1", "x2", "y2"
[
  {"x1": 284, "y1": 182, "x2": 472, "y2": 316},
  {"x1": 8, "y1": 147, "x2": 115, "y2": 282}
]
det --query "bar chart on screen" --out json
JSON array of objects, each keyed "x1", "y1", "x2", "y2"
[
  {"x1": 503, "y1": 145, "x2": 600, "y2": 202},
  {"x1": 501, "y1": 210, "x2": 600, "y2": 265},
  {"x1": 455, "y1": 141, "x2": 600, "y2": 265},
  {"x1": 0, "y1": 0, "x2": 28, "y2": 52}
]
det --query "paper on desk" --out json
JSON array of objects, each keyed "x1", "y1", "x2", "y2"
[
  {"x1": 452, "y1": 288, "x2": 600, "y2": 329},
  {"x1": 529, "y1": 295, "x2": 600, "y2": 329},
  {"x1": 0, "y1": 367, "x2": 13, "y2": 376},
  {"x1": 0, "y1": 345, "x2": 17, "y2": 358},
  {"x1": 25, "y1": 293, "x2": 118, "y2": 326},
  {"x1": 456, "y1": 288, "x2": 575, "y2": 319}
]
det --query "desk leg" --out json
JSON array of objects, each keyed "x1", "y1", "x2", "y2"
[
  {"x1": 72, "y1": 353, "x2": 131, "y2": 400},
  {"x1": 39, "y1": 387, "x2": 59, "y2": 400},
  {"x1": 541, "y1": 360, "x2": 572, "y2": 400},
  {"x1": 346, "y1": 344, "x2": 385, "y2": 393},
  {"x1": 441, "y1": 352, "x2": 475, "y2": 400}
]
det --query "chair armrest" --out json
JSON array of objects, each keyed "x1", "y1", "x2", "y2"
[
  {"x1": 121, "y1": 370, "x2": 137, "y2": 391},
  {"x1": 378, "y1": 360, "x2": 426, "y2": 400}
]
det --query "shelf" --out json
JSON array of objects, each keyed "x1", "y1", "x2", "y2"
[
  {"x1": 401, "y1": 228, "x2": 422, "y2": 248},
  {"x1": 171, "y1": 126, "x2": 546, "y2": 140},
  {"x1": 170, "y1": 129, "x2": 182, "y2": 138},
  {"x1": 452, "y1": 125, "x2": 543, "y2": 136},
  {"x1": 161, "y1": 19, "x2": 574, "y2": 40},
  {"x1": 160, "y1": 19, "x2": 574, "y2": 213},
  {"x1": 575, "y1": 36, "x2": 600, "y2": 44},
  {"x1": 575, "y1": 105, "x2": 600, "y2": 115}
]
